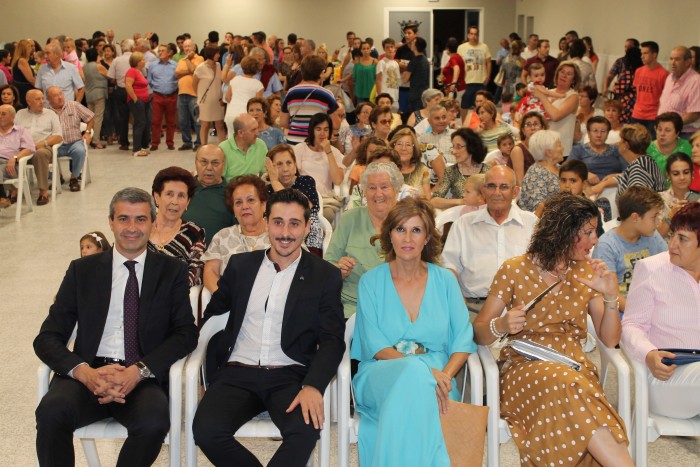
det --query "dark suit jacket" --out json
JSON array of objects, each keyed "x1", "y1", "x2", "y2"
[
  {"x1": 204, "y1": 249, "x2": 345, "y2": 392},
  {"x1": 34, "y1": 248, "x2": 199, "y2": 385}
]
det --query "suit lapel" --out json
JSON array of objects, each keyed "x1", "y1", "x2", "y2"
[
  {"x1": 282, "y1": 251, "x2": 309, "y2": 331},
  {"x1": 138, "y1": 250, "x2": 161, "y2": 337},
  {"x1": 91, "y1": 250, "x2": 115, "y2": 346}
]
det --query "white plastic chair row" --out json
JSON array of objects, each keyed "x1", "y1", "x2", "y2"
[
  {"x1": 478, "y1": 315, "x2": 631, "y2": 467},
  {"x1": 336, "y1": 314, "x2": 485, "y2": 467},
  {"x1": 621, "y1": 345, "x2": 700, "y2": 467},
  {"x1": 184, "y1": 310, "x2": 330, "y2": 467},
  {"x1": 2, "y1": 154, "x2": 34, "y2": 221},
  {"x1": 36, "y1": 328, "x2": 185, "y2": 467}
]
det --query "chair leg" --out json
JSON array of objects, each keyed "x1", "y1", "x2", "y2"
[{"x1": 80, "y1": 438, "x2": 102, "y2": 467}]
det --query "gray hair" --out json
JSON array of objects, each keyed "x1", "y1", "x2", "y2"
[
  {"x1": 250, "y1": 47, "x2": 268, "y2": 63},
  {"x1": 528, "y1": 130, "x2": 561, "y2": 162},
  {"x1": 232, "y1": 114, "x2": 251, "y2": 135},
  {"x1": 360, "y1": 162, "x2": 403, "y2": 193},
  {"x1": 421, "y1": 88, "x2": 443, "y2": 106},
  {"x1": 0, "y1": 104, "x2": 16, "y2": 117},
  {"x1": 109, "y1": 187, "x2": 157, "y2": 220},
  {"x1": 47, "y1": 42, "x2": 62, "y2": 56},
  {"x1": 428, "y1": 105, "x2": 447, "y2": 118},
  {"x1": 306, "y1": 39, "x2": 316, "y2": 52},
  {"x1": 121, "y1": 39, "x2": 135, "y2": 52}
]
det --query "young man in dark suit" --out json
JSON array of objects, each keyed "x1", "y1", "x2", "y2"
[
  {"x1": 193, "y1": 188, "x2": 345, "y2": 466},
  {"x1": 34, "y1": 187, "x2": 198, "y2": 466}
]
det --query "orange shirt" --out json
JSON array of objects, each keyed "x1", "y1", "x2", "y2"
[{"x1": 176, "y1": 55, "x2": 204, "y2": 96}]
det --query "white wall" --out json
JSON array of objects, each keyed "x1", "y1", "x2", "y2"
[
  {"x1": 515, "y1": 0, "x2": 700, "y2": 63},
  {"x1": 2, "y1": 0, "x2": 516, "y2": 56}
]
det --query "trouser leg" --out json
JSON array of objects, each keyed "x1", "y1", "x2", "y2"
[{"x1": 32, "y1": 147, "x2": 52, "y2": 191}]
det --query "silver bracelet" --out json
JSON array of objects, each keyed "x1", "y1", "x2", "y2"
[
  {"x1": 602, "y1": 296, "x2": 619, "y2": 304},
  {"x1": 489, "y1": 317, "x2": 507, "y2": 339}
]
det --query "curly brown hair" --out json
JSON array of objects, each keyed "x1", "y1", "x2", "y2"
[
  {"x1": 224, "y1": 174, "x2": 269, "y2": 212},
  {"x1": 372, "y1": 197, "x2": 442, "y2": 264},
  {"x1": 527, "y1": 192, "x2": 598, "y2": 270}
]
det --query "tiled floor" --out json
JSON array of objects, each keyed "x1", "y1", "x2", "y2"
[{"x1": 1, "y1": 136, "x2": 697, "y2": 465}]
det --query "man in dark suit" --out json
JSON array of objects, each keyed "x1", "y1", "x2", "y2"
[
  {"x1": 34, "y1": 187, "x2": 199, "y2": 466},
  {"x1": 193, "y1": 188, "x2": 345, "y2": 467}
]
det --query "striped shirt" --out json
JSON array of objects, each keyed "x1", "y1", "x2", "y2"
[
  {"x1": 615, "y1": 154, "x2": 666, "y2": 198},
  {"x1": 657, "y1": 67, "x2": 700, "y2": 134},
  {"x1": 281, "y1": 84, "x2": 338, "y2": 145},
  {"x1": 622, "y1": 252, "x2": 700, "y2": 363},
  {"x1": 52, "y1": 100, "x2": 94, "y2": 144}
]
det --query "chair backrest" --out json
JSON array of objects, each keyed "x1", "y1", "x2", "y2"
[
  {"x1": 344, "y1": 313, "x2": 356, "y2": 348},
  {"x1": 320, "y1": 215, "x2": 333, "y2": 252},
  {"x1": 436, "y1": 205, "x2": 464, "y2": 234}
]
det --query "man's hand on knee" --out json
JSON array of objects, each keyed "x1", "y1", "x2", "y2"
[
  {"x1": 286, "y1": 386, "x2": 324, "y2": 430},
  {"x1": 74, "y1": 364, "x2": 117, "y2": 398}
]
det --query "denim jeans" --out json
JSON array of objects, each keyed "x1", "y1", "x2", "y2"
[
  {"x1": 178, "y1": 94, "x2": 201, "y2": 146},
  {"x1": 56, "y1": 140, "x2": 86, "y2": 178}
]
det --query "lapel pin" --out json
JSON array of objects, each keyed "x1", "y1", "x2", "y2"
[{"x1": 299, "y1": 276, "x2": 304, "y2": 281}]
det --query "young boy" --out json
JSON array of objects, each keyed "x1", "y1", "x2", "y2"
[
  {"x1": 514, "y1": 62, "x2": 564, "y2": 124},
  {"x1": 440, "y1": 174, "x2": 486, "y2": 244},
  {"x1": 592, "y1": 185, "x2": 667, "y2": 312},
  {"x1": 375, "y1": 38, "x2": 400, "y2": 111}
]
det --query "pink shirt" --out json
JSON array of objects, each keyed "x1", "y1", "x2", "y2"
[
  {"x1": 621, "y1": 251, "x2": 700, "y2": 363},
  {"x1": 657, "y1": 67, "x2": 700, "y2": 133},
  {"x1": 0, "y1": 125, "x2": 35, "y2": 160}
]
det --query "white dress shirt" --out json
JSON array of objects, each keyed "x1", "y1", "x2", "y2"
[
  {"x1": 95, "y1": 248, "x2": 146, "y2": 360},
  {"x1": 229, "y1": 251, "x2": 304, "y2": 366},
  {"x1": 107, "y1": 52, "x2": 133, "y2": 88},
  {"x1": 441, "y1": 205, "x2": 537, "y2": 298}
]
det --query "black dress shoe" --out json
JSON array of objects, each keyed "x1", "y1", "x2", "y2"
[
  {"x1": 178, "y1": 144, "x2": 193, "y2": 151},
  {"x1": 119, "y1": 145, "x2": 130, "y2": 151}
]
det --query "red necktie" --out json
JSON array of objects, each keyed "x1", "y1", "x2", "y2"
[{"x1": 123, "y1": 260, "x2": 141, "y2": 366}]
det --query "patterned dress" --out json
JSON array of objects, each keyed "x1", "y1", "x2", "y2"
[
  {"x1": 518, "y1": 164, "x2": 560, "y2": 212},
  {"x1": 402, "y1": 163, "x2": 430, "y2": 194},
  {"x1": 490, "y1": 255, "x2": 628, "y2": 466},
  {"x1": 147, "y1": 221, "x2": 206, "y2": 287}
]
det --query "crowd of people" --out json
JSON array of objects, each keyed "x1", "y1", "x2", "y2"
[{"x1": 12, "y1": 22, "x2": 700, "y2": 467}]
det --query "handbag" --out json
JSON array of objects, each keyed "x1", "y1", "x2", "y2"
[
  {"x1": 493, "y1": 68, "x2": 505, "y2": 87},
  {"x1": 508, "y1": 338, "x2": 582, "y2": 371},
  {"x1": 660, "y1": 348, "x2": 700, "y2": 366},
  {"x1": 440, "y1": 400, "x2": 488, "y2": 466}
]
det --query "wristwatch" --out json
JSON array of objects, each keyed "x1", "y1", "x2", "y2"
[{"x1": 135, "y1": 361, "x2": 152, "y2": 380}]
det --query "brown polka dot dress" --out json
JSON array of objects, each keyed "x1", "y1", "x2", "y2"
[{"x1": 489, "y1": 254, "x2": 628, "y2": 466}]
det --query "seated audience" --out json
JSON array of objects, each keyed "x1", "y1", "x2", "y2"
[
  {"x1": 265, "y1": 144, "x2": 323, "y2": 255},
  {"x1": 657, "y1": 152, "x2": 699, "y2": 238},
  {"x1": 347, "y1": 136, "x2": 387, "y2": 195},
  {"x1": 518, "y1": 129, "x2": 564, "y2": 212},
  {"x1": 375, "y1": 93, "x2": 402, "y2": 129},
  {"x1": 148, "y1": 166, "x2": 206, "y2": 288},
  {"x1": 14, "y1": 89, "x2": 62, "y2": 205},
  {"x1": 325, "y1": 161, "x2": 401, "y2": 317},
  {"x1": 344, "y1": 102, "x2": 374, "y2": 154},
  {"x1": 690, "y1": 130, "x2": 700, "y2": 192},
  {"x1": 508, "y1": 111, "x2": 546, "y2": 185},
  {"x1": 431, "y1": 128, "x2": 489, "y2": 210},
  {"x1": 589, "y1": 124, "x2": 665, "y2": 199},
  {"x1": 46, "y1": 86, "x2": 94, "y2": 192},
  {"x1": 475, "y1": 192, "x2": 633, "y2": 466},
  {"x1": 484, "y1": 133, "x2": 515, "y2": 166},
  {"x1": 367, "y1": 104, "x2": 393, "y2": 144},
  {"x1": 221, "y1": 114, "x2": 268, "y2": 180},
  {"x1": 593, "y1": 186, "x2": 667, "y2": 313},
  {"x1": 390, "y1": 127, "x2": 431, "y2": 199},
  {"x1": 475, "y1": 100, "x2": 513, "y2": 152},
  {"x1": 622, "y1": 202, "x2": 700, "y2": 420},
  {"x1": 574, "y1": 85, "x2": 602, "y2": 145},
  {"x1": 182, "y1": 145, "x2": 234, "y2": 247},
  {"x1": 441, "y1": 165, "x2": 537, "y2": 313},
  {"x1": 247, "y1": 97, "x2": 284, "y2": 150},
  {"x1": 293, "y1": 113, "x2": 345, "y2": 222},
  {"x1": 201, "y1": 175, "x2": 270, "y2": 293},
  {"x1": 0, "y1": 84, "x2": 22, "y2": 110},
  {"x1": 417, "y1": 105, "x2": 452, "y2": 186},
  {"x1": 647, "y1": 112, "x2": 692, "y2": 176},
  {"x1": 79, "y1": 231, "x2": 110, "y2": 257},
  {"x1": 406, "y1": 88, "x2": 442, "y2": 128},
  {"x1": 0, "y1": 104, "x2": 35, "y2": 207},
  {"x1": 351, "y1": 197, "x2": 476, "y2": 465},
  {"x1": 568, "y1": 115, "x2": 627, "y2": 185}
]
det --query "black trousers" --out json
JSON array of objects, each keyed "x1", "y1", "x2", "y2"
[
  {"x1": 36, "y1": 375, "x2": 169, "y2": 467},
  {"x1": 193, "y1": 365, "x2": 320, "y2": 467},
  {"x1": 113, "y1": 87, "x2": 130, "y2": 147}
]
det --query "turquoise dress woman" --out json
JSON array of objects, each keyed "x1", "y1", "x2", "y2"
[{"x1": 350, "y1": 262, "x2": 476, "y2": 466}]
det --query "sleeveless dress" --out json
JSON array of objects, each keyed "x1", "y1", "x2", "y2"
[
  {"x1": 490, "y1": 255, "x2": 628, "y2": 466},
  {"x1": 12, "y1": 61, "x2": 35, "y2": 107}
]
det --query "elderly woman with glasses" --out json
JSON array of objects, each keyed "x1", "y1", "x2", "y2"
[{"x1": 390, "y1": 127, "x2": 431, "y2": 199}]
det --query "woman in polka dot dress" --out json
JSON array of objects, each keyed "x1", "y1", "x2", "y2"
[{"x1": 474, "y1": 192, "x2": 633, "y2": 466}]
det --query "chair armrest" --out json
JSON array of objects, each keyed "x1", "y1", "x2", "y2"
[
  {"x1": 599, "y1": 343, "x2": 632, "y2": 437},
  {"x1": 466, "y1": 351, "x2": 483, "y2": 406}
]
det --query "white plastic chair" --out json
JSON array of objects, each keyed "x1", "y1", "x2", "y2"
[
  {"x1": 184, "y1": 311, "x2": 330, "y2": 467},
  {"x1": 435, "y1": 205, "x2": 465, "y2": 235},
  {"x1": 336, "y1": 314, "x2": 484, "y2": 467},
  {"x1": 621, "y1": 345, "x2": 700, "y2": 467},
  {"x1": 189, "y1": 285, "x2": 202, "y2": 322},
  {"x1": 319, "y1": 215, "x2": 333, "y2": 253},
  {"x1": 36, "y1": 328, "x2": 186, "y2": 467},
  {"x1": 598, "y1": 186, "x2": 619, "y2": 222},
  {"x1": 2, "y1": 154, "x2": 34, "y2": 221},
  {"x1": 603, "y1": 218, "x2": 620, "y2": 232},
  {"x1": 51, "y1": 141, "x2": 92, "y2": 202},
  {"x1": 479, "y1": 315, "x2": 631, "y2": 467}
]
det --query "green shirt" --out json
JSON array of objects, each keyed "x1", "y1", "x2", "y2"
[
  {"x1": 220, "y1": 137, "x2": 268, "y2": 181},
  {"x1": 181, "y1": 179, "x2": 235, "y2": 246},
  {"x1": 324, "y1": 207, "x2": 384, "y2": 317},
  {"x1": 173, "y1": 52, "x2": 186, "y2": 62},
  {"x1": 647, "y1": 139, "x2": 692, "y2": 181}
]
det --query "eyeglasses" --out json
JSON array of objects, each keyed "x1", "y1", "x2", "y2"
[
  {"x1": 453, "y1": 143, "x2": 467, "y2": 150},
  {"x1": 196, "y1": 159, "x2": 223, "y2": 168},
  {"x1": 484, "y1": 183, "x2": 513, "y2": 192},
  {"x1": 378, "y1": 119, "x2": 392, "y2": 125},
  {"x1": 394, "y1": 142, "x2": 414, "y2": 148},
  {"x1": 523, "y1": 122, "x2": 542, "y2": 128}
]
